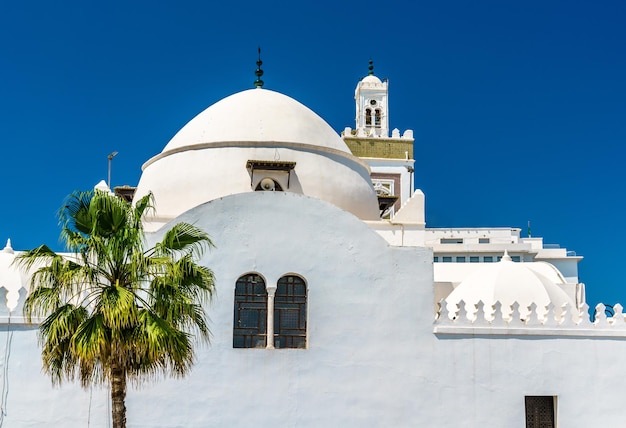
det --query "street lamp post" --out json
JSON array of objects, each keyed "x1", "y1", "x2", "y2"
[{"x1": 107, "y1": 151, "x2": 118, "y2": 190}]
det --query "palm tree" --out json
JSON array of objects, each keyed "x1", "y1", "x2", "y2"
[{"x1": 17, "y1": 189, "x2": 215, "y2": 428}]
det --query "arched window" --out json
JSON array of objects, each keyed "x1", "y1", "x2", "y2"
[
  {"x1": 274, "y1": 275, "x2": 307, "y2": 349},
  {"x1": 365, "y1": 108, "x2": 372, "y2": 126},
  {"x1": 233, "y1": 274, "x2": 267, "y2": 348},
  {"x1": 374, "y1": 109, "x2": 381, "y2": 128}
]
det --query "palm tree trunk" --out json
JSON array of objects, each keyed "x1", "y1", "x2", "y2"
[{"x1": 111, "y1": 364, "x2": 127, "y2": 428}]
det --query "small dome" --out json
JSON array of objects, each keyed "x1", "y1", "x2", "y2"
[
  {"x1": 134, "y1": 88, "x2": 380, "y2": 228},
  {"x1": 445, "y1": 253, "x2": 575, "y2": 313},
  {"x1": 361, "y1": 75, "x2": 382, "y2": 84}
]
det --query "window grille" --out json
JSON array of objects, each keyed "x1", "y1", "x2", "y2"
[
  {"x1": 525, "y1": 396, "x2": 555, "y2": 428},
  {"x1": 274, "y1": 275, "x2": 307, "y2": 348},
  {"x1": 374, "y1": 109, "x2": 381, "y2": 127},
  {"x1": 233, "y1": 274, "x2": 267, "y2": 348}
]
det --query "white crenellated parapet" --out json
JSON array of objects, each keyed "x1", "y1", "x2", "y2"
[
  {"x1": 341, "y1": 127, "x2": 414, "y2": 141},
  {"x1": 0, "y1": 286, "x2": 35, "y2": 325},
  {"x1": 434, "y1": 299, "x2": 626, "y2": 337}
]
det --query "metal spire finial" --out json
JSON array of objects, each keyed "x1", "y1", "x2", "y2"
[
  {"x1": 254, "y1": 47, "x2": 264, "y2": 88},
  {"x1": 368, "y1": 59, "x2": 374, "y2": 76}
]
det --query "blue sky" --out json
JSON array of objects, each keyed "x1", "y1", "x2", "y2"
[{"x1": 1, "y1": 1, "x2": 625, "y2": 306}]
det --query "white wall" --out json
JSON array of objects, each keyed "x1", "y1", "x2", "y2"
[{"x1": 1, "y1": 192, "x2": 625, "y2": 427}]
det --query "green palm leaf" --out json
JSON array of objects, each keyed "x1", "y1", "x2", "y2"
[{"x1": 16, "y1": 189, "x2": 215, "y2": 428}]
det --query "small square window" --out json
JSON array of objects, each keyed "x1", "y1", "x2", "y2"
[
  {"x1": 456, "y1": 256, "x2": 466, "y2": 263},
  {"x1": 484, "y1": 256, "x2": 493, "y2": 263},
  {"x1": 479, "y1": 238, "x2": 490, "y2": 244},
  {"x1": 433, "y1": 256, "x2": 439, "y2": 262},
  {"x1": 525, "y1": 396, "x2": 555, "y2": 428},
  {"x1": 497, "y1": 256, "x2": 502, "y2": 262},
  {"x1": 470, "y1": 256, "x2": 479, "y2": 263},
  {"x1": 442, "y1": 256, "x2": 452, "y2": 263},
  {"x1": 512, "y1": 256, "x2": 521, "y2": 262}
]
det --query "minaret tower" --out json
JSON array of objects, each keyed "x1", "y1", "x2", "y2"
[
  {"x1": 354, "y1": 60, "x2": 389, "y2": 137},
  {"x1": 343, "y1": 61, "x2": 415, "y2": 219}
]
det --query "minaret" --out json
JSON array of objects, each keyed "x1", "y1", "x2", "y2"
[
  {"x1": 354, "y1": 60, "x2": 389, "y2": 137},
  {"x1": 343, "y1": 61, "x2": 415, "y2": 219}
]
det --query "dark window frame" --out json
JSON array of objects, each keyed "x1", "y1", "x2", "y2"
[
  {"x1": 233, "y1": 274, "x2": 268, "y2": 348},
  {"x1": 525, "y1": 396, "x2": 555, "y2": 428},
  {"x1": 274, "y1": 275, "x2": 307, "y2": 349}
]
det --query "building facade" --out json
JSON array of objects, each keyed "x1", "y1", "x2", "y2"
[{"x1": 0, "y1": 64, "x2": 623, "y2": 427}]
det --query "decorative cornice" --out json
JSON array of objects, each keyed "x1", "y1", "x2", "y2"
[
  {"x1": 141, "y1": 141, "x2": 372, "y2": 172},
  {"x1": 434, "y1": 300, "x2": 626, "y2": 338}
]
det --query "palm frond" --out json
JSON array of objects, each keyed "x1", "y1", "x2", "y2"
[
  {"x1": 132, "y1": 192, "x2": 154, "y2": 222},
  {"x1": 131, "y1": 310, "x2": 194, "y2": 377},
  {"x1": 71, "y1": 313, "x2": 109, "y2": 361},
  {"x1": 97, "y1": 284, "x2": 139, "y2": 330},
  {"x1": 155, "y1": 223, "x2": 215, "y2": 257},
  {"x1": 14, "y1": 244, "x2": 58, "y2": 272},
  {"x1": 59, "y1": 190, "x2": 95, "y2": 237},
  {"x1": 25, "y1": 187, "x2": 215, "y2": 419}
]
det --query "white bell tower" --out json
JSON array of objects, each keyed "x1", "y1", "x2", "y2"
[
  {"x1": 354, "y1": 60, "x2": 389, "y2": 137},
  {"x1": 343, "y1": 61, "x2": 416, "y2": 220}
]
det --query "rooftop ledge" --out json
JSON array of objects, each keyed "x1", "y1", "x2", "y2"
[{"x1": 434, "y1": 301, "x2": 626, "y2": 338}]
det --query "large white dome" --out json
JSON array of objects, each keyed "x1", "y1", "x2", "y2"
[
  {"x1": 162, "y1": 88, "x2": 352, "y2": 153},
  {"x1": 134, "y1": 88, "x2": 380, "y2": 229}
]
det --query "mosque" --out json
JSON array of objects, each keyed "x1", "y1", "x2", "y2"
[{"x1": 0, "y1": 58, "x2": 625, "y2": 427}]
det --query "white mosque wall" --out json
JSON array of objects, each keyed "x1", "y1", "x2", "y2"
[
  {"x1": 0, "y1": 325, "x2": 111, "y2": 427},
  {"x1": 127, "y1": 191, "x2": 433, "y2": 427},
  {"x1": 0, "y1": 192, "x2": 626, "y2": 425}
]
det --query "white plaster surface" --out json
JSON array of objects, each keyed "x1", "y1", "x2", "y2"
[{"x1": 3, "y1": 192, "x2": 626, "y2": 427}]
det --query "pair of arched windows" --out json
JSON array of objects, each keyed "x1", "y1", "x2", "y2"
[
  {"x1": 365, "y1": 108, "x2": 382, "y2": 127},
  {"x1": 233, "y1": 273, "x2": 307, "y2": 349}
]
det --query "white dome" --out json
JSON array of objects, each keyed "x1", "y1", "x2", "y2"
[
  {"x1": 445, "y1": 254, "x2": 575, "y2": 313},
  {"x1": 134, "y1": 88, "x2": 380, "y2": 228},
  {"x1": 361, "y1": 75, "x2": 382, "y2": 84},
  {"x1": 162, "y1": 89, "x2": 352, "y2": 153}
]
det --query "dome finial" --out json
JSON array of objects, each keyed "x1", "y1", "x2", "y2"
[
  {"x1": 501, "y1": 250, "x2": 512, "y2": 262},
  {"x1": 368, "y1": 59, "x2": 374, "y2": 76},
  {"x1": 254, "y1": 47, "x2": 264, "y2": 88},
  {"x1": 2, "y1": 239, "x2": 13, "y2": 254}
]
